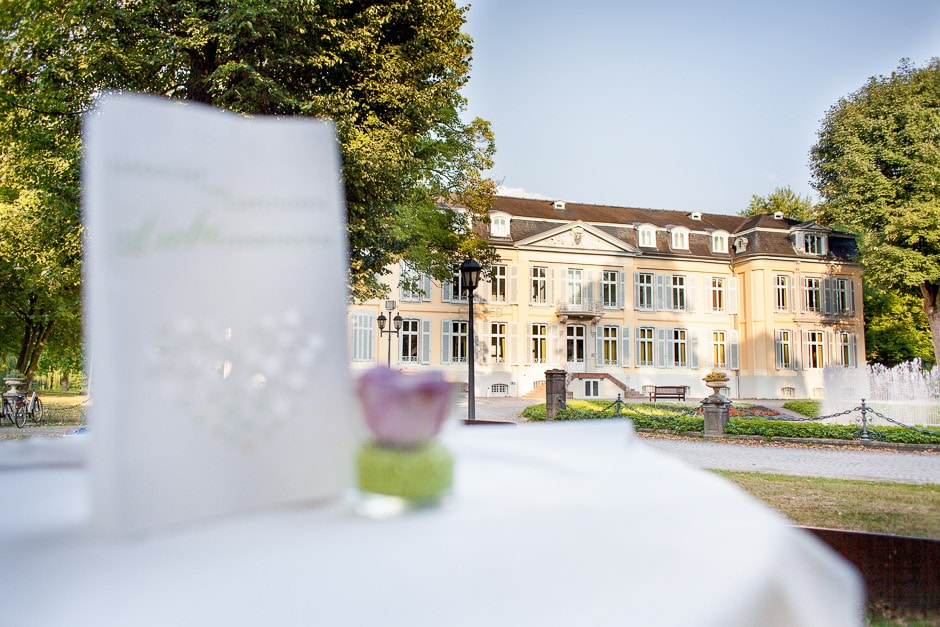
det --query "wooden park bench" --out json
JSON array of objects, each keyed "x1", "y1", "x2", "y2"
[{"x1": 649, "y1": 386, "x2": 687, "y2": 402}]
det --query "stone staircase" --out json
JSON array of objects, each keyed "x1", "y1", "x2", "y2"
[
  {"x1": 567, "y1": 372, "x2": 646, "y2": 399},
  {"x1": 523, "y1": 374, "x2": 645, "y2": 400}
]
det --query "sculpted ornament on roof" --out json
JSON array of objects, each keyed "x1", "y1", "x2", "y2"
[{"x1": 540, "y1": 227, "x2": 619, "y2": 251}]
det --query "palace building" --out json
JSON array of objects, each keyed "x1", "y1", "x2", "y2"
[{"x1": 348, "y1": 195, "x2": 864, "y2": 400}]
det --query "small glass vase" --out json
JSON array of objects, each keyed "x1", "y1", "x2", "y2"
[{"x1": 355, "y1": 440, "x2": 454, "y2": 519}]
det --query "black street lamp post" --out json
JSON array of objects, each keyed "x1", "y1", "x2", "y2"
[
  {"x1": 460, "y1": 258, "x2": 482, "y2": 421},
  {"x1": 377, "y1": 300, "x2": 403, "y2": 368}
]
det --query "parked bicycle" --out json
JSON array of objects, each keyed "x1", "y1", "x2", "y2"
[
  {"x1": 1, "y1": 377, "x2": 42, "y2": 428},
  {"x1": 1, "y1": 393, "x2": 26, "y2": 427}
]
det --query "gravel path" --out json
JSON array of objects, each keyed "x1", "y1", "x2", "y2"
[{"x1": 458, "y1": 397, "x2": 940, "y2": 485}]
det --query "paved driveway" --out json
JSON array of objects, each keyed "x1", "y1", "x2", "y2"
[{"x1": 456, "y1": 397, "x2": 940, "y2": 484}]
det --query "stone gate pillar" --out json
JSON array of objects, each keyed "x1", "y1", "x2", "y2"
[
  {"x1": 545, "y1": 369, "x2": 568, "y2": 420},
  {"x1": 702, "y1": 394, "x2": 731, "y2": 437}
]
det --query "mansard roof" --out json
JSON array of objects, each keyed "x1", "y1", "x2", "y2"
[{"x1": 476, "y1": 195, "x2": 860, "y2": 263}]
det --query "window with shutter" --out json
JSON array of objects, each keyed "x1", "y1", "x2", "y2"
[{"x1": 351, "y1": 311, "x2": 375, "y2": 362}]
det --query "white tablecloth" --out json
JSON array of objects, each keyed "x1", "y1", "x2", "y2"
[{"x1": 0, "y1": 421, "x2": 863, "y2": 626}]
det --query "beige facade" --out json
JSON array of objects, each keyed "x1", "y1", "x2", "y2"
[{"x1": 348, "y1": 197, "x2": 865, "y2": 400}]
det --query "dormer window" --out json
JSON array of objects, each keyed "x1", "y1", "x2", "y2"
[
  {"x1": 671, "y1": 227, "x2": 689, "y2": 250},
  {"x1": 490, "y1": 214, "x2": 510, "y2": 237},
  {"x1": 711, "y1": 231, "x2": 728, "y2": 253},
  {"x1": 689, "y1": 212, "x2": 702, "y2": 221},
  {"x1": 804, "y1": 233, "x2": 826, "y2": 255},
  {"x1": 638, "y1": 225, "x2": 656, "y2": 248}
]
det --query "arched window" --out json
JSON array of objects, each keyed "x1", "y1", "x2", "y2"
[
  {"x1": 711, "y1": 231, "x2": 728, "y2": 253},
  {"x1": 490, "y1": 213, "x2": 510, "y2": 237},
  {"x1": 671, "y1": 228, "x2": 689, "y2": 250},
  {"x1": 638, "y1": 225, "x2": 656, "y2": 248}
]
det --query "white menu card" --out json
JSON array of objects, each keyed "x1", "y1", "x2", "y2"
[{"x1": 83, "y1": 94, "x2": 354, "y2": 534}]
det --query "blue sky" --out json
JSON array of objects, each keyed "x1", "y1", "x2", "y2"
[{"x1": 459, "y1": 1, "x2": 940, "y2": 215}]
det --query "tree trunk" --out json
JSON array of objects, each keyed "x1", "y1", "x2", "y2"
[
  {"x1": 22, "y1": 321, "x2": 54, "y2": 382},
  {"x1": 15, "y1": 297, "x2": 37, "y2": 373},
  {"x1": 15, "y1": 317, "x2": 53, "y2": 383},
  {"x1": 920, "y1": 282, "x2": 940, "y2": 366}
]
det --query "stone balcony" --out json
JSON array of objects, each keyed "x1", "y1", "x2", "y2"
[{"x1": 556, "y1": 298, "x2": 604, "y2": 323}]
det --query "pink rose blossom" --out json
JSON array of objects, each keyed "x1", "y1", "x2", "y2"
[{"x1": 356, "y1": 367, "x2": 453, "y2": 447}]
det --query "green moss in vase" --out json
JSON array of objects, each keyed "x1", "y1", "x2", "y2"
[{"x1": 357, "y1": 441, "x2": 454, "y2": 500}]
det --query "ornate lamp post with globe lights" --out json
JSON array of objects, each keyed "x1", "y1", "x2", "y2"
[
  {"x1": 376, "y1": 300, "x2": 403, "y2": 368},
  {"x1": 459, "y1": 258, "x2": 482, "y2": 421}
]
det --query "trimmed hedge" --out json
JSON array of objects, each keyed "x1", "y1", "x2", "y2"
[
  {"x1": 519, "y1": 402, "x2": 940, "y2": 445},
  {"x1": 725, "y1": 419, "x2": 940, "y2": 444}
]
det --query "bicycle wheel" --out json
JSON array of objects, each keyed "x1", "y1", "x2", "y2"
[
  {"x1": 14, "y1": 405, "x2": 27, "y2": 428},
  {"x1": 29, "y1": 397, "x2": 43, "y2": 425},
  {"x1": 1, "y1": 400, "x2": 14, "y2": 427}
]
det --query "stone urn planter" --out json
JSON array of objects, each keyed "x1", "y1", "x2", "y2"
[
  {"x1": 702, "y1": 372, "x2": 731, "y2": 437},
  {"x1": 703, "y1": 372, "x2": 729, "y2": 395},
  {"x1": 3, "y1": 377, "x2": 25, "y2": 396}
]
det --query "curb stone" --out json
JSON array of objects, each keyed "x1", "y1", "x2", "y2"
[{"x1": 635, "y1": 428, "x2": 940, "y2": 453}]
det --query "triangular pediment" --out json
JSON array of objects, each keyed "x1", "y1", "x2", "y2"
[
  {"x1": 791, "y1": 220, "x2": 832, "y2": 233},
  {"x1": 515, "y1": 221, "x2": 640, "y2": 254}
]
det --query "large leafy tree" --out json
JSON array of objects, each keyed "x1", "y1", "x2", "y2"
[
  {"x1": 863, "y1": 283, "x2": 934, "y2": 366},
  {"x1": 0, "y1": 40, "x2": 84, "y2": 379},
  {"x1": 811, "y1": 58, "x2": 940, "y2": 364},
  {"x1": 739, "y1": 185, "x2": 815, "y2": 221},
  {"x1": 0, "y1": 0, "x2": 496, "y2": 376}
]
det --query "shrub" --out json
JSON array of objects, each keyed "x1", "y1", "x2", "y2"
[
  {"x1": 782, "y1": 400, "x2": 820, "y2": 418},
  {"x1": 519, "y1": 401, "x2": 940, "y2": 445},
  {"x1": 521, "y1": 404, "x2": 548, "y2": 421}
]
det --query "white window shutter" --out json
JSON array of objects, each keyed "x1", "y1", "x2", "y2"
[
  {"x1": 621, "y1": 325, "x2": 631, "y2": 367},
  {"x1": 351, "y1": 311, "x2": 375, "y2": 362},
  {"x1": 479, "y1": 275, "x2": 491, "y2": 302},
  {"x1": 547, "y1": 268, "x2": 555, "y2": 304},
  {"x1": 479, "y1": 321, "x2": 490, "y2": 365},
  {"x1": 634, "y1": 272, "x2": 641, "y2": 310},
  {"x1": 441, "y1": 320, "x2": 452, "y2": 363},
  {"x1": 420, "y1": 319, "x2": 431, "y2": 364},
  {"x1": 397, "y1": 260, "x2": 409, "y2": 302},
  {"x1": 774, "y1": 330, "x2": 783, "y2": 370},
  {"x1": 596, "y1": 330, "x2": 604, "y2": 367},
  {"x1": 728, "y1": 277, "x2": 738, "y2": 314},
  {"x1": 549, "y1": 323, "x2": 559, "y2": 364},
  {"x1": 687, "y1": 275, "x2": 697, "y2": 313},
  {"x1": 422, "y1": 275, "x2": 432, "y2": 301},
  {"x1": 525, "y1": 326, "x2": 534, "y2": 365},
  {"x1": 689, "y1": 329, "x2": 699, "y2": 369},
  {"x1": 656, "y1": 328, "x2": 667, "y2": 368},
  {"x1": 729, "y1": 330, "x2": 739, "y2": 370},
  {"x1": 619, "y1": 271, "x2": 626, "y2": 309},
  {"x1": 509, "y1": 322, "x2": 518, "y2": 364},
  {"x1": 793, "y1": 330, "x2": 802, "y2": 370},
  {"x1": 656, "y1": 273, "x2": 666, "y2": 311},
  {"x1": 801, "y1": 330, "x2": 810, "y2": 369},
  {"x1": 509, "y1": 265, "x2": 518, "y2": 304}
]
